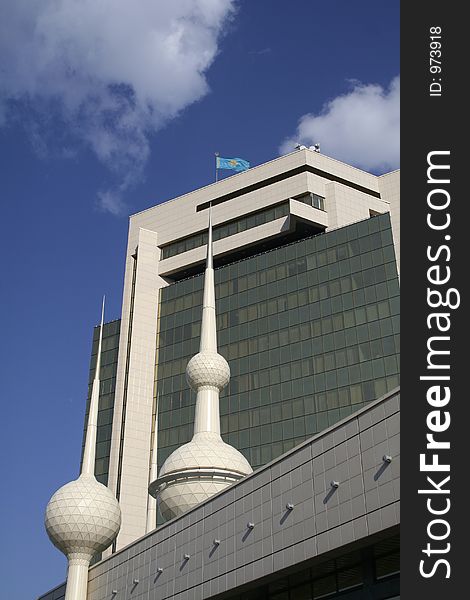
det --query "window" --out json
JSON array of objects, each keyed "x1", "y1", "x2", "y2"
[
  {"x1": 156, "y1": 212, "x2": 399, "y2": 475},
  {"x1": 294, "y1": 192, "x2": 325, "y2": 211},
  {"x1": 161, "y1": 202, "x2": 290, "y2": 259},
  {"x1": 374, "y1": 535, "x2": 400, "y2": 579}
]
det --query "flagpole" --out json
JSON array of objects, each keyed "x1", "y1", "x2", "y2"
[{"x1": 215, "y1": 152, "x2": 219, "y2": 183}]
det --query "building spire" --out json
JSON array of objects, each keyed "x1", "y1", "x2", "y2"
[
  {"x1": 150, "y1": 209, "x2": 252, "y2": 521},
  {"x1": 45, "y1": 298, "x2": 121, "y2": 600},
  {"x1": 199, "y1": 206, "x2": 217, "y2": 353},
  {"x1": 82, "y1": 295, "x2": 105, "y2": 476},
  {"x1": 207, "y1": 206, "x2": 213, "y2": 268}
]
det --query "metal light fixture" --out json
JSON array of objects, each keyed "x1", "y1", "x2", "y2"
[
  {"x1": 286, "y1": 503, "x2": 294, "y2": 510},
  {"x1": 247, "y1": 522, "x2": 255, "y2": 529},
  {"x1": 383, "y1": 455, "x2": 393, "y2": 463},
  {"x1": 330, "y1": 481, "x2": 339, "y2": 489}
]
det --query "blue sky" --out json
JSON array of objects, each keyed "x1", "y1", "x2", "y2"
[{"x1": 0, "y1": 1, "x2": 399, "y2": 597}]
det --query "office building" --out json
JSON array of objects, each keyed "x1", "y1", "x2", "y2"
[{"x1": 40, "y1": 148, "x2": 400, "y2": 599}]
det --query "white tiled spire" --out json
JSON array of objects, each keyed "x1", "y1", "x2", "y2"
[
  {"x1": 150, "y1": 209, "x2": 252, "y2": 522},
  {"x1": 45, "y1": 298, "x2": 121, "y2": 600}
]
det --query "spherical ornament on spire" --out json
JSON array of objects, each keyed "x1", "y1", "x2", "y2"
[
  {"x1": 45, "y1": 474, "x2": 121, "y2": 560},
  {"x1": 186, "y1": 351, "x2": 230, "y2": 391},
  {"x1": 44, "y1": 299, "x2": 121, "y2": 600}
]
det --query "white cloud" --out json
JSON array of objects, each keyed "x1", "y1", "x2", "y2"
[
  {"x1": 280, "y1": 77, "x2": 400, "y2": 173},
  {"x1": 96, "y1": 189, "x2": 126, "y2": 217},
  {"x1": 0, "y1": 0, "x2": 236, "y2": 214}
]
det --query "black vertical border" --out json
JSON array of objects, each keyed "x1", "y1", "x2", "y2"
[{"x1": 401, "y1": 4, "x2": 466, "y2": 597}]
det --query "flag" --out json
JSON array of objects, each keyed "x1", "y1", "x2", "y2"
[{"x1": 216, "y1": 156, "x2": 250, "y2": 172}]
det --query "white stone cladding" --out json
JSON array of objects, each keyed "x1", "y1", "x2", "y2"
[
  {"x1": 106, "y1": 228, "x2": 163, "y2": 551},
  {"x1": 378, "y1": 170, "x2": 400, "y2": 272}
]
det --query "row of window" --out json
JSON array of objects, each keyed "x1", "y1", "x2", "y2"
[
  {"x1": 159, "y1": 331, "x2": 400, "y2": 382},
  {"x1": 161, "y1": 212, "x2": 392, "y2": 301},
  {"x1": 83, "y1": 321, "x2": 121, "y2": 487},
  {"x1": 158, "y1": 358, "x2": 399, "y2": 413},
  {"x1": 157, "y1": 378, "x2": 400, "y2": 469},
  {"x1": 158, "y1": 405, "x2": 359, "y2": 451},
  {"x1": 156, "y1": 326, "x2": 399, "y2": 395},
  {"x1": 158, "y1": 299, "x2": 398, "y2": 365},
  {"x1": 158, "y1": 373, "x2": 398, "y2": 425},
  {"x1": 161, "y1": 202, "x2": 290, "y2": 259},
  {"x1": 226, "y1": 535, "x2": 399, "y2": 600},
  {"x1": 159, "y1": 282, "x2": 399, "y2": 344},
  {"x1": 155, "y1": 215, "x2": 399, "y2": 472},
  {"x1": 159, "y1": 278, "x2": 398, "y2": 337},
  {"x1": 158, "y1": 345, "x2": 398, "y2": 395},
  {"x1": 157, "y1": 376, "x2": 399, "y2": 443},
  {"x1": 159, "y1": 244, "x2": 396, "y2": 317},
  {"x1": 217, "y1": 306, "x2": 398, "y2": 348},
  {"x1": 91, "y1": 321, "x2": 121, "y2": 340}
]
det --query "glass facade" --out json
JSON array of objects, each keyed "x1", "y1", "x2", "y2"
[
  {"x1": 155, "y1": 212, "x2": 400, "y2": 472},
  {"x1": 81, "y1": 319, "x2": 121, "y2": 486},
  {"x1": 225, "y1": 534, "x2": 399, "y2": 600},
  {"x1": 161, "y1": 202, "x2": 290, "y2": 259}
]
